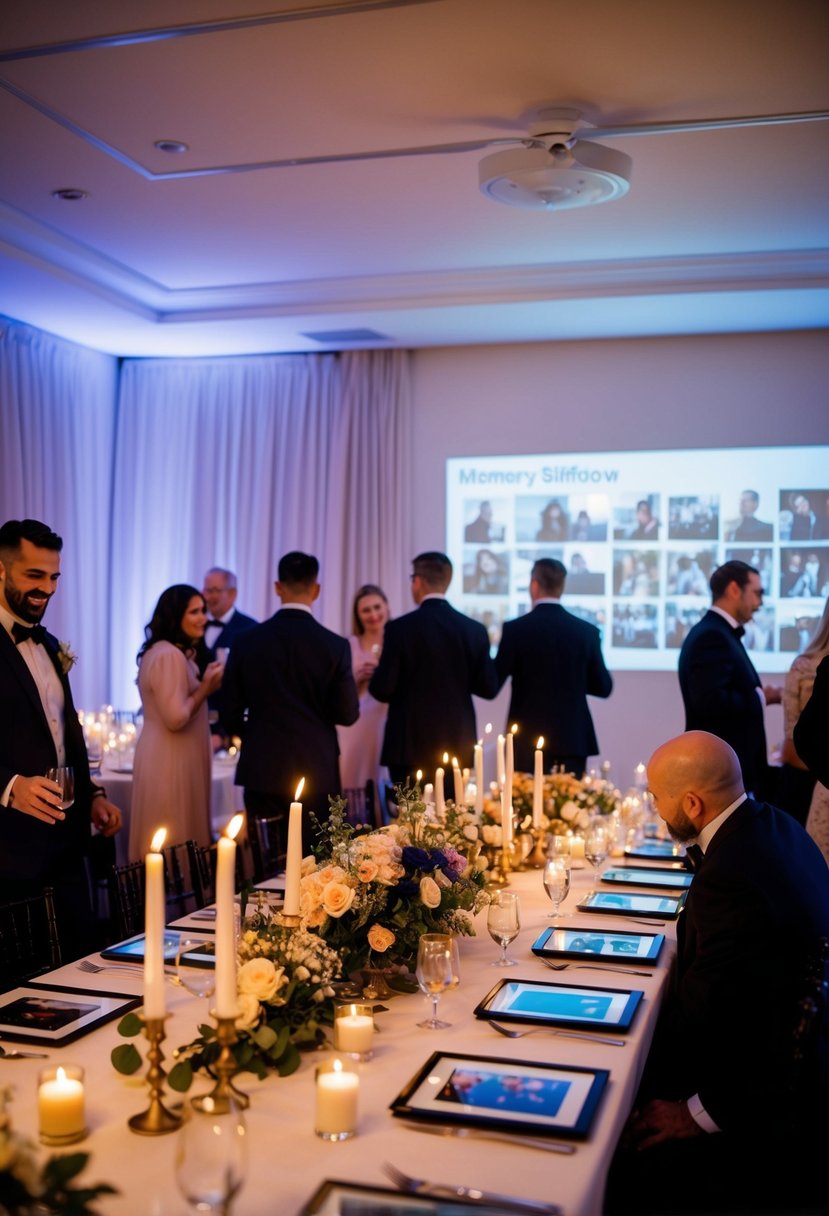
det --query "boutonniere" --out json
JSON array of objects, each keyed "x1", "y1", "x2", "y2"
[{"x1": 57, "y1": 640, "x2": 78, "y2": 675}]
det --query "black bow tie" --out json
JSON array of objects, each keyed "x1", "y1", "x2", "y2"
[
  {"x1": 684, "y1": 843, "x2": 704, "y2": 872},
  {"x1": 206, "y1": 619, "x2": 223, "y2": 627},
  {"x1": 733, "y1": 625, "x2": 745, "y2": 639},
  {"x1": 12, "y1": 622, "x2": 46, "y2": 646}
]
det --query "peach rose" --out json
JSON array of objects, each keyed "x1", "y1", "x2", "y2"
[
  {"x1": 321, "y1": 880, "x2": 356, "y2": 918},
  {"x1": 367, "y1": 924, "x2": 396, "y2": 953},
  {"x1": 237, "y1": 957, "x2": 282, "y2": 1002}
]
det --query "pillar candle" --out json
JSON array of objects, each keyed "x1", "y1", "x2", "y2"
[
  {"x1": 215, "y1": 813, "x2": 244, "y2": 1018},
  {"x1": 423, "y1": 782, "x2": 434, "y2": 805},
  {"x1": 473, "y1": 742, "x2": 484, "y2": 815},
  {"x1": 334, "y1": 1007, "x2": 374, "y2": 1054},
  {"x1": 315, "y1": 1058, "x2": 359, "y2": 1137},
  {"x1": 38, "y1": 1066, "x2": 85, "y2": 1142},
  {"x1": 284, "y1": 778, "x2": 305, "y2": 917},
  {"x1": 144, "y1": 828, "x2": 166, "y2": 1019},
  {"x1": 496, "y1": 734, "x2": 505, "y2": 788},
  {"x1": 533, "y1": 737, "x2": 544, "y2": 829},
  {"x1": 434, "y1": 767, "x2": 445, "y2": 818},
  {"x1": 452, "y1": 758, "x2": 464, "y2": 806}
]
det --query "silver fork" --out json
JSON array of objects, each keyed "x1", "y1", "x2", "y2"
[
  {"x1": 540, "y1": 959, "x2": 653, "y2": 978},
  {"x1": 490, "y1": 1018, "x2": 626, "y2": 1047},
  {"x1": 77, "y1": 959, "x2": 176, "y2": 978},
  {"x1": 382, "y1": 1161, "x2": 562, "y2": 1214}
]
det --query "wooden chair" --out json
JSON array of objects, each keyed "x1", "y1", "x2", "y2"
[
  {"x1": 107, "y1": 861, "x2": 145, "y2": 940},
  {"x1": 162, "y1": 840, "x2": 199, "y2": 917},
  {"x1": 185, "y1": 839, "x2": 245, "y2": 906},
  {"x1": 0, "y1": 887, "x2": 61, "y2": 990},
  {"x1": 248, "y1": 817, "x2": 286, "y2": 884},
  {"x1": 343, "y1": 780, "x2": 376, "y2": 828},
  {"x1": 377, "y1": 779, "x2": 401, "y2": 826}
]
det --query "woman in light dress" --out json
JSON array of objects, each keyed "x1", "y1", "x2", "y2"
[
  {"x1": 782, "y1": 596, "x2": 829, "y2": 862},
  {"x1": 128, "y1": 585, "x2": 224, "y2": 858},
  {"x1": 337, "y1": 584, "x2": 390, "y2": 813}
]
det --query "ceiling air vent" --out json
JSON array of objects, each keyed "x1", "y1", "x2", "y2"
[{"x1": 301, "y1": 328, "x2": 391, "y2": 344}]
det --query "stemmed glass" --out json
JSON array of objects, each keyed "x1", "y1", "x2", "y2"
[
  {"x1": 487, "y1": 891, "x2": 521, "y2": 967},
  {"x1": 542, "y1": 855, "x2": 571, "y2": 921},
  {"x1": 585, "y1": 823, "x2": 610, "y2": 893},
  {"x1": 175, "y1": 1096, "x2": 247, "y2": 1216},
  {"x1": 175, "y1": 937, "x2": 217, "y2": 1004},
  {"x1": 45, "y1": 766, "x2": 74, "y2": 810},
  {"x1": 415, "y1": 933, "x2": 456, "y2": 1029}
]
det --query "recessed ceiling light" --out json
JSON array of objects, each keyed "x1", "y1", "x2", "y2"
[
  {"x1": 51, "y1": 188, "x2": 89, "y2": 201},
  {"x1": 154, "y1": 139, "x2": 189, "y2": 154}
]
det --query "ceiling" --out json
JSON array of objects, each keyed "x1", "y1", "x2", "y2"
[{"x1": 1, "y1": 0, "x2": 828, "y2": 358}]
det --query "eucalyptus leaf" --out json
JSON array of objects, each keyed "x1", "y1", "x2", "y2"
[
  {"x1": 110, "y1": 1042, "x2": 143, "y2": 1075},
  {"x1": 168, "y1": 1060, "x2": 194, "y2": 1092},
  {"x1": 116, "y1": 1011, "x2": 143, "y2": 1037}
]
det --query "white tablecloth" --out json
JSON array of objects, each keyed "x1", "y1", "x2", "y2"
[
  {"x1": 10, "y1": 864, "x2": 677, "y2": 1215},
  {"x1": 97, "y1": 756, "x2": 241, "y2": 864}
]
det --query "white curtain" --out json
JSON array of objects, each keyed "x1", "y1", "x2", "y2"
[
  {"x1": 0, "y1": 321, "x2": 412, "y2": 710},
  {"x1": 0, "y1": 317, "x2": 118, "y2": 707},
  {"x1": 110, "y1": 349, "x2": 411, "y2": 709}
]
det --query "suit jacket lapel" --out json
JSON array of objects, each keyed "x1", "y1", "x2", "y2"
[{"x1": 0, "y1": 626, "x2": 54, "y2": 732}]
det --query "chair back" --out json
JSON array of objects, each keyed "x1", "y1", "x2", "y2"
[
  {"x1": 107, "y1": 860, "x2": 146, "y2": 940},
  {"x1": 248, "y1": 817, "x2": 286, "y2": 884},
  {"x1": 162, "y1": 841, "x2": 199, "y2": 916},
  {"x1": 377, "y1": 780, "x2": 401, "y2": 826},
  {"x1": 343, "y1": 781, "x2": 376, "y2": 828},
  {"x1": 186, "y1": 840, "x2": 217, "y2": 908},
  {"x1": 0, "y1": 887, "x2": 61, "y2": 989}
]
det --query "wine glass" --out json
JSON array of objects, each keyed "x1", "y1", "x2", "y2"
[
  {"x1": 542, "y1": 855, "x2": 571, "y2": 921},
  {"x1": 585, "y1": 823, "x2": 610, "y2": 892},
  {"x1": 175, "y1": 937, "x2": 217, "y2": 1002},
  {"x1": 45, "y1": 766, "x2": 74, "y2": 810},
  {"x1": 415, "y1": 933, "x2": 454, "y2": 1029},
  {"x1": 487, "y1": 891, "x2": 521, "y2": 967},
  {"x1": 175, "y1": 1096, "x2": 247, "y2": 1216}
]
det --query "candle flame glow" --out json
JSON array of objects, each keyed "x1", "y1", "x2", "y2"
[
  {"x1": 510, "y1": 723, "x2": 518, "y2": 734},
  {"x1": 452, "y1": 756, "x2": 459, "y2": 768},
  {"x1": 537, "y1": 736, "x2": 544, "y2": 749},
  {"x1": 295, "y1": 778, "x2": 305, "y2": 801},
  {"x1": 56, "y1": 1066, "x2": 67, "y2": 1084},
  {"x1": 333, "y1": 1058, "x2": 342, "y2": 1074},
  {"x1": 150, "y1": 828, "x2": 166, "y2": 852},
  {"x1": 225, "y1": 812, "x2": 244, "y2": 840},
  {"x1": 484, "y1": 722, "x2": 492, "y2": 735},
  {"x1": 416, "y1": 769, "x2": 422, "y2": 783},
  {"x1": 442, "y1": 752, "x2": 449, "y2": 764}
]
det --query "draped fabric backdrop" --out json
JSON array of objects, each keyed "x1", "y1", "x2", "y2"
[{"x1": 0, "y1": 316, "x2": 411, "y2": 711}]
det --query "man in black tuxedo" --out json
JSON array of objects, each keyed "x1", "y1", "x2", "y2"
[
  {"x1": 0, "y1": 519, "x2": 122, "y2": 960},
  {"x1": 605, "y1": 731, "x2": 829, "y2": 1215},
  {"x1": 794, "y1": 652, "x2": 829, "y2": 786},
  {"x1": 678, "y1": 559, "x2": 781, "y2": 799},
  {"x1": 201, "y1": 566, "x2": 258, "y2": 750},
  {"x1": 724, "y1": 488, "x2": 774, "y2": 542},
  {"x1": 495, "y1": 558, "x2": 612, "y2": 775},
  {"x1": 369, "y1": 551, "x2": 498, "y2": 785},
  {"x1": 222, "y1": 552, "x2": 358, "y2": 849}
]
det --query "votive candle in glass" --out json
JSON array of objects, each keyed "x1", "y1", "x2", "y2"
[
  {"x1": 38, "y1": 1064, "x2": 86, "y2": 1145},
  {"x1": 315, "y1": 1057, "x2": 359, "y2": 1140},
  {"x1": 333, "y1": 1002, "x2": 374, "y2": 1060}
]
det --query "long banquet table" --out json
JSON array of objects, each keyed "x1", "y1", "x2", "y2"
[{"x1": 7, "y1": 863, "x2": 678, "y2": 1215}]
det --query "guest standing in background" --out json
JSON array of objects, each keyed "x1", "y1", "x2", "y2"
[
  {"x1": 370, "y1": 551, "x2": 498, "y2": 785},
  {"x1": 0, "y1": 518, "x2": 122, "y2": 960},
  {"x1": 779, "y1": 597, "x2": 829, "y2": 826},
  {"x1": 222, "y1": 552, "x2": 359, "y2": 852},
  {"x1": 495, "y1": 558, "x2": 613, "y2": 775},
  {"x1": 337, "y1": 584, "x2": 391, "y2": 811},
  {"x1": 200, "y1": 566, "x2": 258, "y2": 751},
  {"x1": 129, "y1": 585, "x2": 223, "y2": 858}
]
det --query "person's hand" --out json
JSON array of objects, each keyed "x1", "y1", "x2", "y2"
[
  {"x1": 92, "y1": 797, "x2": 122, "y2": 836},
  {"x1": 202, "y1": 660, "x2": 224, "y2": 694},
  {"x1": 763, "y1": 684, "x2": 782, "y2": 705},
  {"x1": 623, "y1": 1099, "x2": 704, "y2": 1151},
  {"x1": 356, "y1": 657, "x2": 378, "y2": 682},
  {"x1": 8, "y1": 775, "x2": 65, "y2": 824}
]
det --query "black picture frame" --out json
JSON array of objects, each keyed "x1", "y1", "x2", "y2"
[
  {"x1": 624, "y1": 840, "x2": 686, "y2": 862},
  {"x1": 298, "y1": 1178, "x2": 552, "y2": 1215},
  {"x1": 531, "y1": 925, "x2": 664, "y2": 964},
  {"x1": 101, "y1": 931, "x2": 214, "y2": 966},
  {"x1": 577, "y1": 890, "x2": 684, "y2": 918},
  {"x1": 390, "y1": 1050, "x2": 608, "y2": 1140},
  {"x1": 600, "y1": 866, "x2": 693, "y2": 890},
  {"x1": 474, "y1": 977, "x2": 643, "y2": 1032},
  {"x1": 0, "y1": 984, "x2": 141, "y2": 1045}
]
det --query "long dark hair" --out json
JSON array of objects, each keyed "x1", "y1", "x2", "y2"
[{"x1": 138, "y1": 584, "x2": 204, "y2": 662}]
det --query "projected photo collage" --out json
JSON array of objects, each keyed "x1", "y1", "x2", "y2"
[{"x1": 447, "y1": 449, "x2": 829, "y2": 673}]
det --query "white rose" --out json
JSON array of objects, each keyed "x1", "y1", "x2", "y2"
[
  {"x1": 560, "y1": 800, "x2": 579, "y2": 822},
  {"x1": 237, "y1": 957, "x2": 281, "y2": 1002},
  {"x1": 235, "y1": 992, "x2": 261, "y2": 1030},
  {"x1": 419, "y1": 875, "x2": 442, "y2": 909},
  {"x1": 463, "y1": 823, "x2": 479, "y2": 842}
]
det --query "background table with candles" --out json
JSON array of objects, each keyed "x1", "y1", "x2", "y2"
[{"x1": 8, "y1": 857, "x2": 679, "y2": 1215}]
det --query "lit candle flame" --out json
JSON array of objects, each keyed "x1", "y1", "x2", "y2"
[
  {"x1": 452, "y1": 756, "x2": 459, "y2": 768},
  {"x1": 537, "y1": 736, "x2": 544, "y2": 749},
  {"x1": 442, "y1": 752, "x2": 449, "y2": 764},
  {"x1": 484, "y1": 722, "x2": 492, "y2": 736},
  {"x1": 150, "y1": 827, "x2": 166, "y2": 853},
  {"x1": 56, "y1": 1066, "x2": 67, "y2": 1084},
  {"x1": 224, "y1": 812, "x2": 245, "y2": 840},
  {"x1": 416, "y1": 769, "x2": 422, "y2": 783},
  {"x1": 510, "y1": 723, "x2": 518, "y2": 735},
  {"x1": 295, "y1": 778, "x2": 305, "y2": 801},
  {"x1": 333, "y1": 1058, "x2": 342, "y2": 1074}
]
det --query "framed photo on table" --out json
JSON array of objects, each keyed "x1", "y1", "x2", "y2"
[
  {"x1": 101, "y1": 931, "x2": 215, "y2": 966},
  {"x1": 600, "y1": 866, "x2": 693, "y2": 890},
  {"x1": 531, "y1": 925, "x2": 664, "y2": 964},
  {"x1": 0, "y1": 984, "x2": 141, "y2": 1045},
  {"x1": 624, "y1": 840, "x2": 686, "y2": 862},
  {"x1": 391, "y1": 1051, "x2": 609, "y2": 1140},
  {"x1": 299, "y1": 1179, "x2": 554, "y2": 1215},
  {"x1": 577, "y1": 890, "x2": 685, "y2": 918},
  {"x1": 474, "y1": 977, "x2": 643, "y2": 1032}
]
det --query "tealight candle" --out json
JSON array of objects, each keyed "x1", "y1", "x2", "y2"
[
  {"x1": 315, "y1": 1057, "x2": 359, "y2": 1140},
  {"x1": 38, "y1": 1064, "x2": 86, "y2": 1145},
  {"x1": 569, "y1": 833, "x2": 585, "y2": 867},
  {"x1": 333, "y1": 1003, "x2": 374, "y2": 1059}
]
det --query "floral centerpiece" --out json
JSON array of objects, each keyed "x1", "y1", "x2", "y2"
[
  {"x1": 112, "y1": 915, "x2": 342, "y2": 1091},
  {"x1": 300, "y1": 789, "x2": 489, "y2": 980},
  {"x1": 0, "y1": 1085, "x2": 116, "y2": 1215},
  {"x1": 482, "y1": 770, "x2": 620, "y2": 843}
]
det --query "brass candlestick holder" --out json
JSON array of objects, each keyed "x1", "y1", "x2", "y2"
[
  {"x1": 525, "y1": 825, "x2": 549, "y2": 869},
  {"x1": 276, "y1": 910, "x2": 301, "y2": 929},
  {"x1": 128, "y1": 1016, "x2": 182, "y2": 1135},
  {"x1": 191, "y1": 1013, "x2": 250, "y2": 1113}
]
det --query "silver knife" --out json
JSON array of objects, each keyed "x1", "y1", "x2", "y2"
[
  {"x1": 407, "y1": 1179, "x2": 561, "y2": 1213},
  {"x1": 402, "y1": 1119, "x2": 576, "y2": 1155}
]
